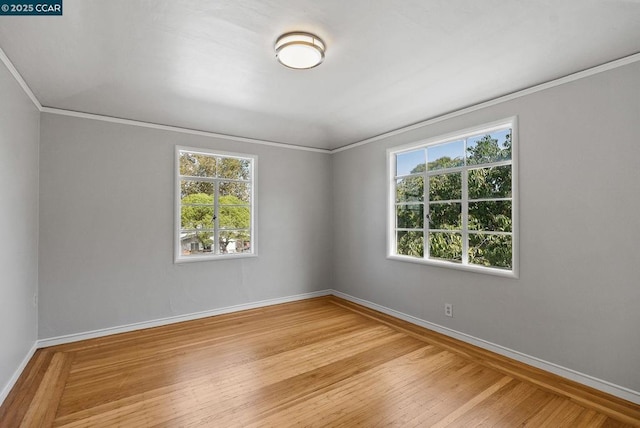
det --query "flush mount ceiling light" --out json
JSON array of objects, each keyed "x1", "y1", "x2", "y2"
[{"x1": 275, "y1": 32, "x2": 325, "y2": 70}]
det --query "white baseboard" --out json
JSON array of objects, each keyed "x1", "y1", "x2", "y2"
[
  {"x1": 9, "y1": 289, "x2": 638, "y2": 409},
  {"x1": 38, "y1": 289, "x2": 331, "y2": 348},
  {"x1": 331, "y1": 290, "x2": 640, "y2": 405},
  {"x1": 2, "y1": 290, "x2": 330, "y2": 407},
  {"x1": 0, "y1": 341, "x2": 38, "y2": 407}
]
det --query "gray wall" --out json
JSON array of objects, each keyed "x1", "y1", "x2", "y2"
[
  {"x1": 332, "y1": 62, "x2": 640, "y2": 392},
  {"x1": 38, "y1": 114, "x2": 333, "y2": 338},
  {"x1": 7, "y1": 55, "x2": 639, "y2": 399},
  {"x1": 0, "y1": 62, "x2": 40, "y2": 397}
]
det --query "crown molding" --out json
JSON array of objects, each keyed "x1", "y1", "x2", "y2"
[
  {"x1": 1, "y1": 46, "x2": 330, "y2": 154},
  {"x1": 330, "y1": 52, "x2": 640, "y2": 154},
  {"x1": 2, "y1": 43, "x2": 638, "y2": 155},
  {"x1": 0, "y1": 46, "x2": 42, "y2": 110},
  {"x1": 39, "y1": 107, "x2": 331, "y2": 153}
]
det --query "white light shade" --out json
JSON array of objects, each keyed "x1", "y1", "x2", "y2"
[{"x1": 275, "y1": 32, "x2": 325, "y2": 69}]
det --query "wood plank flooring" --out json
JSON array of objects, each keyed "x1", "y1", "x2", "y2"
[{"x1": 1, "y1": 296, "x2": 639, "y2": 427}]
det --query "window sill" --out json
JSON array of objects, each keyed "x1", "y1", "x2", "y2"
[
  {"x1": 175, "y1": 253, "x2": 257, "y2": 264},
  {"x1": 386, "y1": 254, "x2": 518, "y2": 278}
]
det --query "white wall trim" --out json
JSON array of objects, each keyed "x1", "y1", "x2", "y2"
[
  {"x1": 38, "y1": 290, "x2": 331, "y2": 348},
  {"x1": 40, "y1": 107, "x2": 331, "y2": 154},
  {"x1": 330, "y1": 52, "x2": 640, "y2": 154},
  {"x1": 331, "y1": 290, "x2": 640, "y2": 405},
  {"x1": 0, "y1": 342, "x2": 38, "y2": 407},
  {"x1": 6, "y1": 290, "x2": 639, "y2": 408},
  {"x1": 2, "y1": 41, "x2": 639, "y2": 155},
  {"x1": 0, "y1": 47, "x2": 42, "y2": 111},
  {"x1": 1, "y1": 44, "x2": 330, "y2": 154}
]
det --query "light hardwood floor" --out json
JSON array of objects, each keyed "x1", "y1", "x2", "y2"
[{"x1": 1, "y1": 296, "x2": 639, "y2": 427}]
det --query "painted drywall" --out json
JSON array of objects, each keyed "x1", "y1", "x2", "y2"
[
  {"x1": 332, "y1": 61, "x2": 640, "y2": 392},
  {"x1": 38, "y1": 114, "x2": 333, "y2": 338},
  {"x1": 0, "y1": 61, "x2": 39, "y2": 398}
]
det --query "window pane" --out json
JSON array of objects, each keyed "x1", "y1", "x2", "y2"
[
  {"x1": 429, "y1": 172, "x2": 461, "y2": 201},
  {"x1": 429, "y1": 203, "x2": 461, "y2": 230},
  {"x1": 219, "y1": 182, "x2": 251, "y2": 203},
  {"x1": 396, "y1": 176, "x2": 424, "y2": 202},
  {"x1": 177, "y1": 148, "x2": 256, "y2": 260},
  {"x1": 219, "y1": 231, "x2": 251, "y2": 254},
  {"x1": 466, "y1": 129, "x2": 512, "y2": 165},
  {"x1": 469, "y1": 233, "x2": 512, "y2": 269},
  {"x1": 179, "y1": 152, "x2": 217, "y2": 177},
  {"x1": 396, "y1": 231, "x2": 423, "y2": 258},
  {"x1": 218, "y1": 157, "x2": 251, "y2": 180},
  {"x1": 396, "y1": 204, "x2": 424, "y2": 229},
  {"x1": 469, "y1": 201, "x2": 512, "y2": 232},
  {"x1": 396, "y1": 150, "x2": 425, "y2": 176},
  {"x1": 428, "y1": 232, "x2": 462, "y2": 262},
  {"x1": 427, "y1": 140, "x2": 464, "y2": 171},
  {"x1": 180, "y1": 231, "x2": 214, "y2": 255},
  {"x1": 468, "y1": 166, "x2": 512, "y2": 199},
  {"x1": 219, "y1": 206, "x2": 251, "y2": 230},
  {"x1": 181, "y1": 180, "x2": 214, "y2": 199},
  {"x1": 181, "y1": 205, "x2": 214, "y2": 230}
]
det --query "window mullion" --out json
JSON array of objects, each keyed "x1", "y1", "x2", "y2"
[
  {"x1": 423, "y1": 148, "x2": 429, "y2": 260},
  {"x1": 214, "y1": 181, "x2": 220, "y2": 255},
  {"x1": 462, "y1": 156, "x2": 469, "y2": 266}
]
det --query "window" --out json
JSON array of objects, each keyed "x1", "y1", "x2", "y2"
[
  {"x1": 388, "y1": 118, "x2": 518, "y2": 277},
  {"x1": 175, "y1": 146, "x2": 256, "y2": 262}
]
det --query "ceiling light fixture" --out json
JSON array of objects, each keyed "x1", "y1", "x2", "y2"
[{"x1": 275, "y1": 32, "x2": 325, "y2": 70}]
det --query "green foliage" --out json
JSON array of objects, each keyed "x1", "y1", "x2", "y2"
[
  {"x1": 181, "y1": 180, "x2": 214, "y2": 198},
  {"x1": 396, "y1": 176, "x2": 424, "y2": 202},
  {"x1": 179, "y1": 152, "x2": 253, "y2": 254},
  {"x1": 467, "y1": 133, "x2": 511, "y2": 165},
  {"x1": 469, "y1": 201, "x2": 512, "y2": 232},
  {"x1": 468, "y1": 234, "x2": 512, "y2": 268},
  {"x1": 181, "y1": 193, "x2": 250, "y2": 253},
  {"x1": 397, "y1": 231, "x2": 423, "y2": 257},
  {"x1": 397, "y1": 205, "x2": 423, "y2": 229},
  {"x1": 219, "y1": 195, "x2": 251, "y2": 253},
  {"x1": 181, "y1": 193, "x2": 214, "y2": 249},
  {"x1": 427, "y1": 155, "x2": 462, "y2": 171},
  {"x1": 180, "y1": 153, "x2": 251, "y2": 206},
  {"x1": 395, "y1": 131, "x2": 513, "y2": 268},
  {"x1": 429, "y1": 203, "x2": 461, "y2": 230},
  {"x1": 429, "y1": 172, "x2": 461, "y2": 201},
  {"x1": 468, "y1": 165, "x2": 511, "y2": 199},
  {"x1": 219, "y1": 196, "x2": 250, "y2": 227},
  {"x1": 429, "y1": 232, "x2": 462, "y2": 261},
  {"x1": 180, "y1": 152, "x2": 217, "y2": 177},
  {"x1": 180, "y1": 153, "x2": 250, "y2": 180}
]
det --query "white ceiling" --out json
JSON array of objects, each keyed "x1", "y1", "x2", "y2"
[{"x1": 1, "y1": 0, "x2": 639, "y2": 150}]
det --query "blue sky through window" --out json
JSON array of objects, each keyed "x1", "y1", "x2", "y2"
[
  {"x1": 428, "y1": 140, "x2": 465, "y2": 168},
  {"x1": 396, "y1": 150, "x2": 425, "y2": 176},
  {"x1": 395, "y1": 128, "x2": 511, "y2": 176}
]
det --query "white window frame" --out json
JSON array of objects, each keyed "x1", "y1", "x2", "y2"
[
  {"x1": 175, "y1": 145, "x2": 257, "y2": 263},
  {"x1": 387, "y1": 117, "x2": 519, "y2": 278}
]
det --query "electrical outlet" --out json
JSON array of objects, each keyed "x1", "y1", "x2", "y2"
[{"x1": 444, "y1": 303, "x2": 453, "y2": 317}]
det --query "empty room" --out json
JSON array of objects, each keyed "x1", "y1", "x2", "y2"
[{"x1": 1, "y1": 1, "x2": 639, "y2": 426}]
